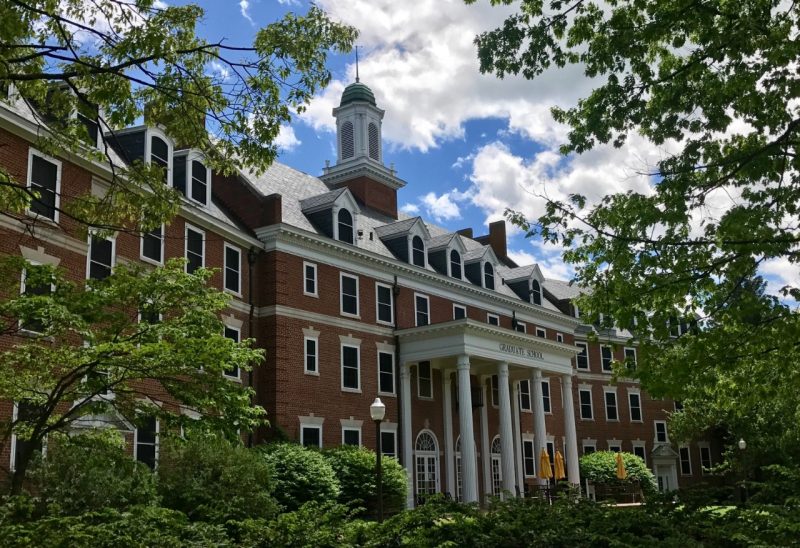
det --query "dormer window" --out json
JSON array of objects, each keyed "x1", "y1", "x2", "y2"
[
  {"x1": 172, "y1": 151, "x2": 210, "y2": 206},
  {"x1": 150, "y1": 135, "x2": 169, "y2": 183},
  {"x1": 411, "y1": 236, "x2": 426, "y2": 267},
  {"x1": 531, "y1": 279, "x2": 542, "y2": 305},
  {"x1": 450, "y1": 250, "x2": 462, "y2": 279},
  {"x1": 337, "y1": 209, "x2": 354, "y2": 244},
  {"x1": 484, "y1": 262, "x2": 495, "y2": 290},
  {"x1": 190, "y1": 159, "x2": 209, "y2": 205}
]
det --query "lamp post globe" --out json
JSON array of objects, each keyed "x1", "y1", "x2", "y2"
[
  {"x1": 370, "y1": 397, "x2": 386, "y2": 522},
  {"x1": 370, "y1": 397, "x2": 386, "y2": 422},
  {"x1": 738, "y1": 438, "x2": 747, "y2": 451}
]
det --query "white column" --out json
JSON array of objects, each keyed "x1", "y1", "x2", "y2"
[
  {"x1": 401, "y1": 362, "x2": 414, "y2": 507},
  {"x1": 457, "y1": 355, "x2": 478, "y2": 503},
  {"x1": 531, "y1": 368, "x2": 548, "y2": 484},
  {"x1": 497, "y1": 362, "x2": 516, "y2": 497},
  {"x1": 480, "y1": 379, "x2": 491, "y2": 500},
  {"x1": 562, "y1": 374, "x2": 581, "y2": 485},
  {"x1": 443, "y1": 370, "x2": 455, "y2": 497},
  {"x1": 512, "y1": 381, "x2": 524, "y2": 493}
]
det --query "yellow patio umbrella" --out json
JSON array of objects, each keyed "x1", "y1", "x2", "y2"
[
  {"x1": 554, "y1": 450, "x2": 566, "y2": 481},
  {"x1": 538, "y1": 448, "x2": 553, "y2": 480},
  {"x1": 615, "y1": 451, "x2": 627, "y2": 480}
]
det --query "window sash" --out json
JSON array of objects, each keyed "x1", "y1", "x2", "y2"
[
  {"x1": 341, "y1": 345, "x2": 360, "y2": 390},
  {"x1": 185, "y1": 227, "x2": 204, "y2": 274},
  {"x1": 142, "y1": 226, "x2": 163, "y2": 263},
  {"x1": 224, "y1": 245, "x2": 241, "y2": 294},
  {"x1": 579, "y1": 390, "x2": 593, "y2": 419},
  {"x1": 417, "y1": 362, "x2": 432, "y2": 398},
  {"x1": 343, "y1": 428, "x2": 360, "y2": 446},
  {"x1": 376, "y1": 284, "x2": 393, "y2": 324},
  {"x1": 601, "y1": 346, "x2": 613, "y2": 371},
  {"x1": 519, "y1": 380, "x2": 531, "y2": 411},
  {"x1": 576, "y1": 342, "x2": 589, "y2": 369},
  {"x1": 341, "y1": 275, "x2": 359, "y2": 316},
  {"x1": 381, "y1": 431, "x2": 397, "y2": 458},
  {"x1": 223, "y1": 327, "x2": 240, "y2": 379},
  {"x1": 378, "y1": 352, "x2": 394, "y2": 394},
  {"x1": 305, "y1": 338, "x2": 318, "y2": 373},
  {"x1": 541, "y1": 381, "x2": 551, "y2": 413},
  {"x1": 629, "y1": 393, "x2": 642, "y2": 421},
  {"x1": 29, "y1": 154, "x2": 59, "y2": 220},
  {"x1": 301, "y1": 426, "x2": 321, "y2": 448},
  {"x1": 415, "y1": 295, "x2": 429, "y2": 326},
  {"x1": 304, "y1": 263, "x2": 317, "y2": 295},
  {"x1": 88, "y1": 236, "x2": 113, "y2": 280},
  {"x1": 453, "y1": 305, "x2": 466, "y2": 320},
  {"x1": 190, "y1": 160, "x2": 208, "y2": 204},
  {"x1": 605, "y1": 392, "x2": 618, "y2": 420}
]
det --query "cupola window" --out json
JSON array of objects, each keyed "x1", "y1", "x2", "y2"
[
  {"x1": 368, "y1": 122, "x2": 379, "y2": 160},
  {"x1": 337, "y1": 208, "x2": 354, "y2": 244},
  {"x1": 484, "y1": 262, "x2": 495, "y2": 290},
  {"x1": 531, "y1": 279, "x2": 542, "y2": 305},
  {"x1": 341, "y1": 121, "x2": 354, "y2": 159},
  {"x1": 150, "y1": 136, "x2": 169, "y2": 183},
  {"x1": 450, "y1": 250, "x2": 462, "y2": 279},
  {"x1": 411, "y1": 236, "x2": 425, "y2": 267}
]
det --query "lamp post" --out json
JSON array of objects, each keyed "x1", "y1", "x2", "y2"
[
  {"x1": 370, "y1": 397, "x2": 386, "y2": 522},
  {"x1": 738, "y1": 438, "x2": 747, "y2": 504}
]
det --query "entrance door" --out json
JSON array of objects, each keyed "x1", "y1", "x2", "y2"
[
  {"x1": 491, "y1": 436, "x2": 502, "y2": 496},
  {"x1": 656, "y1": 467, "x2": 671, "y2": 492}
]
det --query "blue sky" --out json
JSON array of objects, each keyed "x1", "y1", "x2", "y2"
[{"x1": 182, "y1": 0, "x2": 797, "y2": 291}]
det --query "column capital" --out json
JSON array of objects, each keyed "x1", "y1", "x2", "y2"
[
  {"x1": 457, "y1": 354, "x2": 471, "y2": 370},
  {"x1": 532, "y1": 368, "x2": 543, "y2": 381},
  {"x1": 562, "y1": 374, "x2": 574, "y2": 388}
]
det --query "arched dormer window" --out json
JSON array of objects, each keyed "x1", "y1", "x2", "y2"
[
  {"x1": 150, "y1": 135, "x2": 169, "y2": 184},
  {"x1": 450, "y1": 249, "x2": 462, "y2": 279},
  {"x1": 484, "y1": 262, "x2": 495, "y2": 290},
  {"x1": 531, "y1": 279, "x2": 542, "y2": 306},
  {"x1": 411, "y1": 235, "x2": 425, "y2": 267},
  {"x1": 341, "y1": 121, "x2": 354, "y2": 159},
  {"x1": 337, "y1": 208, "x2": 354, "y2": 244},
  {"x1": 368, "y1": 122, "x2": 379, "y2": 160},
  {"x1": 190, "y1": 159, "x2": 208, "y2": 205}
]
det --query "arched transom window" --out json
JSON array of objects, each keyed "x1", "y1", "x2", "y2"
[
  {"x1": 415, "y1": 430, "x2": 439, "y2": 496},
  {"x1": 531, "y1": 279, "x2": 542, "y2": 306}
]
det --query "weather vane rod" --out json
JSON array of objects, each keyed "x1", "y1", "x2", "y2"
[{"x1": 355, "y1": 45, "x2": 360, "y2": 83}]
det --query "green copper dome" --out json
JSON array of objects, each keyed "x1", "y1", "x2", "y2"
[{"x1": 340, "y1": 82, "x2": 376, "y2": 106}]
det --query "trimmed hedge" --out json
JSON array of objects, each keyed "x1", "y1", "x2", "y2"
[
  {"x1": 261, "y1": 443, "x2": 340, "y2": 511},
  {"x1": 579, "y1": 451, "x2": 657, "y2": 494}
]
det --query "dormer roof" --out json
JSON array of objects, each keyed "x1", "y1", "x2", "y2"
[
  {"x1": 427, "y1": 233, "x2": 467, "y2": 253},
  {"x1": 374, "y1": 216, "x2": 431, "y2": 240},
  {"x1": 502, "y1": 264, "x2": 545, "y2": 283},
  {"x1": 300, "y1": 187, "x2": 359, "y2": 215},
  {"x1": 463, "y1": 245, "x2": 499, "y2": 265}
]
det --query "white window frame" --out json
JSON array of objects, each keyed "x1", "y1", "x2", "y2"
[
  {"x1": 515, "y1": 321, "x2": 527, "y2": 333},
  {"x1": 381, "y1": 426, "x2": 398, "y2": 458},
  {"x1": 184, "y1": 223, "x2": 205, "y2": 274},
  {"x1": 375, "y1": 282, "x2": 394, "y2": 326},
  {"x1": 303, "y1": 261, "x2": 318, "y2": 297},
  {"x1": 340, "y1": 339, "x2": 361, "y2": 393},
  {"x1": 146, "y1": 127, "x2": 173, "y2": 185},
  {"x1": 453, "y1": 304, "x2": 467, "y2": 320},
  {"x1": 86, "y1": 232, "x2": 116, "y2": 281},
  {"x1": 608, "y1": 441, "x2": 622, "y2": 453},
  {"x1": 575, "y1": 341, "x2": 590, "y2": 370},
  {"x1": 220, "y1": 243, "x2": 241, "y2": 296},
  {"x1": 632, "y1": 441, "x2": 647, "y2": 464},
  {"x1": 679, "y1": 445, "x2": 693, "y2": 476},
  {"x1": 222, "y1": 324, "x2": 242, "y2": 381},
  {"x1": 19, "y1": 261, "x2": 55, "y2": 335},
  {"x1": 654, "y1": 420, "x2": 669, "y2": 443},
  {"x1": 409, "y1": 234, "x2": 427, "y2": 268},
  {"x1": 556, "y1": 332, "x2": 564, "y2": 343},
  {"x1": 133, "y1": 415, "x2": 160, "y2": 469},
  {"x1": 304, "y1": 329, "x2": 319, "y2": 376},
  {"x1": 519, "y1": 379, "x2": 532, "y2": 412},
  {"x1": 582, "y1": 440, "x2": 597, "y2": 454},
  {"x1": 536, "y1": 327, "x2": 546, "y2": 338},
  {"x1": 522, "y1": 437, "x2": 535, "y2": 477},
  {"x1": 487, "y1": 313, "x2": 500, "y2": 326},
  {"x1": 600, "y1": 344, "x2": 614, "y2": 372},
  {"x1": 342, "y1": 425, "x2": 362, "y2": 447},
  {"x1": 417, "y1": 361, "x2": 433, "y2": 399},
  {"x1": 10, "y1": 401, "x2": 48, "y2": 471},
  {"x1": 377, "y1": 347, "x2": 395, "y2": 396},
  {"x1": 624, "y1": 347, "x2": 637, "y2": 369},
  {"x1": 140, "y1": 224, "x2": 165, "y2": 266},
  {"x1": 579, "y1": 387, "x2": 594, "y2": 420},
  {"x1": 339, "y1": 272, "x2": 360, "y2": 318},
  {"x1": 541, "y1": 379, "x2": 552, "y2": 414},
  {"x1": 27, "y1": 149, "x2": 62, "y2": 223},
  {"x1": 186, "y1": 152, "x2": 211, "y2": 207},
  {"x1": 603, "y1": 388, "x2": 619, "y2": 422},
  {"x1": 414, "y1": 293, "x2": 430, "y2": 327},
  {"x1": 699, "y1": 443, "x2": 712, "y2": 474},
  {"x1": 300, "y1": 423, "x2": 323, "y2": 448},
  {"x1": 628, "y1": 390, "x2": 643, "y2": 422}
]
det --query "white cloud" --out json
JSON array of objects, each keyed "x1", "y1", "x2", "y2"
[
  {"x1": 762, "y1": 257, "x2": 800, "y2": 296},
  {"x1": 275, "y1": 124, "x2": 301, "y2": 152},
  {"x1": 239, "y1": 0, "x2": 254, "y2": 24},
  {"x1": 420, "y1": 190, "x2": 463, "y2": 222},
  {"x1": 400, "y1": 203, "x2": 420, "y2": 215}
]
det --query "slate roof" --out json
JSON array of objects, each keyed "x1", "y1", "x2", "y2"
[
  {"x1": 299, "y1": 187, "x2": 348, "y2": 212},
  {"x1": 374, "y1": 217, "x2": 419, "y2": 239}
]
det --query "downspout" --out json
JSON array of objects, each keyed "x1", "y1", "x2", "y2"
[
  {"x1": 392, "y1": 275, "x2": 403, "y2": 465},
  {"x1": 246, "y1": 246, "x2": 259, "y2": 448}
]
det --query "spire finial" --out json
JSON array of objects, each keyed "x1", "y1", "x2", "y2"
[{"x1": 355, "y1": 45, "x2": 360, "y2": 83}]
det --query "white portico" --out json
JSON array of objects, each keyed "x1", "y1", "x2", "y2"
[{"x1": 397, "y1": 318, "x2": 581, "y2": 507}]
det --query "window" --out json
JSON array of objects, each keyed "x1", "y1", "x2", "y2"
[
  {"x1": 150, "y1": 136, "x2": 169, "y2": 183},
  {"x1": 487, "y1": 313, "x2": 500, "y2": 326},
  {"x1": 376, "y1": 283, "x2": 393, "y2": 324},
  {"x1": 303, "y1": 262, "x2": 317, "y2": 296},
  {"x1": 633, "y1": 444, "x2": 647, "y2": 464},
  {"x1": 576, "y1": 342, "x2": 589, "y2": 370},
  {"x1": 340, "y1": 273, "x2": 359, "y2": 316},
  {"x1": 536, "y1": 327, "x2": 546, "y2": 338},
  {"x1": 415, "y1": 294, "x2": 429, "y2": 326},
  {"x1": 11, "y1": 401, "x2": 44, "y2": 471},
  {"x1": 304, "y1": 336, "x2": 318, "y2": 374},
  {"x1": 700, "y1": 445, "x2": 712, "y2": 474},
  {"x1": 417, "y1": 361, "x2": 432, "y2": 399},
  {"x1": 450, "y1": 250, "x2": 462, "y2": 278},
  {"x1": 629, "y1": 392, "x2": 642, "y2": 422},
  {"x1": 519, "y1": 380, "x2": 531, "y2": 411},
  {"x1": 224, "y1": 244, "x2": 241, "y2": 294},
  {"x1": 301, "y1": 425, "x2": 322, "y2": 448},
  {"x1": 381, "y1": 430, "x2": 397, "y2": 458},
  {"x1": 546, "y1": 441, "x2": 556, "y2": 477},
  {"x1": 655, "y1": 421, "x2": 668, "y2": 443},
  {"x1": 541, "y1": 380, "x2": 551, "y2": 413},
  {"x1": 483, "y1": 262, "x2": 494, "y2": 290},
  {"x1": 341, "y1": 121, "x2": 354, "y2": 159},
  {"x1": 368, "y1": 122, "x2": 380, "y2": 160},
  {"x1": 411, "y1": 235, "x2": 425, "y2": 267},
  {"x1": 341, "y1": 344, "x2": 360, "y2": 391},
  {"x1": 579, "y1": 389, "x2": 593, "y2": 420},
  {"x1": 337, "y1": 209, "x2": 354, "y2": 244},
  {"x1": 601, "y1": 345, "x2": 613, "y2": 372},
  {"x1": 184, "y1": 225, "x2": 204, "y2": 274},
  {"x1": 87, "y1": 235, "x2": 114, "y2": 281},
  {"x1": 20, "y1": 264, "x2": 52, "y2": 333},
  {"x1": 190, "y1": 159, "x2": 208, "y2": 205},
  {"x1": 453, "y1": 304, "x2": 466, "y2": 320},
  {"x1": 415, "y1": 431, "x2": 440, "y2": 496},
  {"x1": 531, "y1": 279, "x2": 542, "y2": 305},
  {"x1": 624, "y1": 347, "x2": 637, "y2": 370},
  {"x1": 522, "y1": 439, "x2": 535, "y2": 477},
  {"x1": 679, "y1": 446, "x2": 692, "y2": 475},
  {"x1": 583, "y1": 444, "x2": 596, "y2": 455},
  {"x1": 378, "y1": 351, "x2": 394, "y2": 394},
  {"x1": 609, "y1": 443, "x2": 622, "y2": 453},
  {"x1": 556, "y1": 333, "x2": 564, "y2": 343},
  {"x1": 141, "y1": 225, "x2": 164, "y2": 264},
  {"x1": 674, "y1": 400, "x2": 684, "y2": 412},
  {"x1": 222, "y1": 326, "x2": 241, "y2": 379},
  {"x1": 135, "y1": 416, "x2": 159, "y2": 469},
  {"x1": 491, "y1": 437, "x2": 502, "y2": 496},
  {"x1": 28, "y1": 151, "x2": 61, "y2": 221},
  {"x1": 604, "y1": 390, "x2": 618, "y2": 421},
  {"x1": 343, "y1": 427, "x2": 361, "y2": 446},
  {"x1": 514, "y1": 321, "x2": 526, "y2": 333},
  {"x1": 491, "y1": 375, "x2": 499, "y2": 407}
]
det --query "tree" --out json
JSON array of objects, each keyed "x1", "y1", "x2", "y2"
[
  {"x1": 471, "y1": 0, "x2": 800, "y2": 466},
  {"x1": 0, "y1": 0, "x2": 356, "y2": 233},
  {"x1": 0, "y1": 257, "x2": 265, "y2": 494},
  {"x1": 261, "y1": 443, "x2": 340, "y2": 512},
  {"x1": 579, "y1": 451, "x2": 657, "y2": 495}
]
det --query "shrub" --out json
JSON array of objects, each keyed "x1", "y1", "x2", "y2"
[
  {"x1": 261, "y1": 443, "x2": 340, "y2": 511},
  {"x1": 323, "y1": 445, "x2": 407, "y2": 518},
  {"x1": 580, "y1": 451, "x2": 657, "y2": 494},
  {"x1": 158, "y1": 435, "x2": 278, "y2": 523},
  {"x1": 27, "y1": 430, "x2": 158, "y2": 515}
]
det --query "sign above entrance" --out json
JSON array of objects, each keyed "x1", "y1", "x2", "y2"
[{"x1": 499, "y1": 343, "x2": 543, "y2": 360}]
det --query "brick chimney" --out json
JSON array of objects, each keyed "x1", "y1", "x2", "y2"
[{"x1": 475, "y1": 220, "x2": 507, "y2": 258}]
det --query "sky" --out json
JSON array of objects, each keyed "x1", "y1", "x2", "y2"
[{"x1": 187, "y1": 0, "x2": 797, "y2": 291}]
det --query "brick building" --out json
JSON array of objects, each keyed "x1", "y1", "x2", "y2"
[{"x1": 0, "y1": 80, "x2": 718, "y2": 505}]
